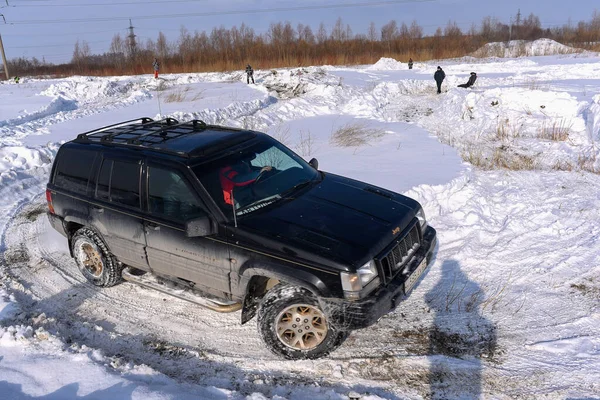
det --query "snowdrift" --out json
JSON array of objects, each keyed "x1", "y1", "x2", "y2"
[
  {"x1": 367, "y1": 57, "x2": 407, "y2": 70},
  {"x1": 472, "y1": 38, "x2": 585, "y2": 58}
]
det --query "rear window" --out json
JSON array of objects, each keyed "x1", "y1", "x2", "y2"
[{"x1": 53, "y1": 148, "x2": 97, "y2": 195}]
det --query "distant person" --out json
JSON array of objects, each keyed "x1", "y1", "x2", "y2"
[
  {"x1": 14, "y1": 76, "x2": 20, "y2": 84},
  {"x1": 434, "y1": 66, "x2": 445, "y2": 94},
  {"x1": 408, "y1": 58, "x2": 414, "y2": 70},
  {"x1": 152, "y1": 58, "x2": 160, "y2": 79},
  {"x1": 458, "y1": 72, "x2": 477, "y2": 88},
  {"x1": 245, "y1": 64, "x2": 255, "y2": 84}
]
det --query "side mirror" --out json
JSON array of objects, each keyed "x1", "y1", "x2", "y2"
[
  {"x1": 308, "y1": 158, "x2": 319, "y2": 170},
  {"x1": 185, "y1": 215, "x2": 215, "y2": 237}
]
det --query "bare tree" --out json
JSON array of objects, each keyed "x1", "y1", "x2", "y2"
[
  {"x1": 367, "y1": 22, "x2": 378, "y2": 42},
  {"x1": 316, "y1": 22, "x2": 327, "y2": 44}
]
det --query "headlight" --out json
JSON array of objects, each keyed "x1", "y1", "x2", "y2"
[
  {"x1": 357, "y1": 260, "x2": 378, "y2": 286},
  {"x1": 340, "y1": 260, "x2": 379, "y2": 300},
  {"x1": 416, "y1": 208, "x2": 428, "y2": 231}
]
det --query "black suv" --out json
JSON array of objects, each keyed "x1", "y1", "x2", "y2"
[{"x1": 46, "y1": 117, "x2": 437, "y2": 359}]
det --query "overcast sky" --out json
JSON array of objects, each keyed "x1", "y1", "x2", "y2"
[{"x1": 0, "y1": 0, "x2": 597, "y2": 64}]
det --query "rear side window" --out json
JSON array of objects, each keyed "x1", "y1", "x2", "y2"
[
  {"x1": 54, "y1": 148, "x2": 97, "y2": 195},
  {"x1": 111, "y1": 161, "x2": 141, "y2": 207},
  {"x1": 95, "y1": 158, "x2": 140, "y2": 208}
]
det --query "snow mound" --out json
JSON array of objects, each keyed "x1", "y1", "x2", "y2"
[
  {"x1": 472, "y1": 38, "x2": 584, "y2": 58},
  {"x1": 368, "y1": 57, "x2": 406, "y2": 70},
  {"x1": 0, "y1": 96, "x2": 77, "y2": 129}
]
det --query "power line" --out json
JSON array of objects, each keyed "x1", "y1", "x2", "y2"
[
  {"x1": 5, "y1": 0, "x2": 220, "y2": 7},
  {"x1": 10, "y1": 38, "x2": 110, "y2": 48},
  {"x1": 2, "y1": 28, "x2": 126, "y2": 38},
  {"x1": 5, "y1": 0, "x2": 435, "y2": 24}
]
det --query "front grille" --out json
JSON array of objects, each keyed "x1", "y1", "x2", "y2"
[{"x1": 378, "y1": 222, "x2": 421, "y2": 283}]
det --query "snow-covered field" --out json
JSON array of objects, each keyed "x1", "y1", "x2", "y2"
[{"x1": 1, "y1": 40, "x2": 599, "y2": 399}]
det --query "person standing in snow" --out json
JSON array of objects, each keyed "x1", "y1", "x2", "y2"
[
  {"x1": 408, "y1": 58, "x2": 413, "y2": 69},
  {"x1": 245, "y1": 64, "x2": 255, "y2": 84},
  {"x1": 434, "y1": 66, "x2": 445, "y2": 94},
  {"x1": 458, "y1": 72, "x2": 477, "y2": 88},
  {"x1": 153, "y1": 58, "x2": 160, "y2": 79}
]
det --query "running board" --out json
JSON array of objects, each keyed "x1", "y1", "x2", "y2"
[{"x1": 122, "y1": 267, "x2": 242, "y2": 313}]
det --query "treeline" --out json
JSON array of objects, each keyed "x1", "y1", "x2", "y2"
[{"x1": 6, "y1": 10, "x2": 600, "y2": 78}]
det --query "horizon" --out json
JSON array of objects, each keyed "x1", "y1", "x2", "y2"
[{"x1": 0, "y1": 0, "x2": 597, "y2": 64}]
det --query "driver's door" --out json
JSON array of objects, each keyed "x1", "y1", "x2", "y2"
[{"x1": 143, "y1": 164, "x2": 232, "y2": 297}]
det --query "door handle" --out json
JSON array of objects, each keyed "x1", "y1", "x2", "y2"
[
  {"x1": 146, "y1": 222, "x2": 160, "y2": 231},
  {"x1": 92, "y1": 205, "x2": 104, "y2": 213}
]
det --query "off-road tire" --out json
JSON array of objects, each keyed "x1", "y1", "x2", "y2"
[
  {"x1": 257, "y1": 283, "x2": 349, "y2": 360},
  {"x1": 71, "y1": 227, "x2": 122, "y2": 287}
]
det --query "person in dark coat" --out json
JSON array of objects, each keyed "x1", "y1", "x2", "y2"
[
  {"x1": 434, "y1": 66, "x2": 445, "y2": 94},
  {"x1": 408, "y1": 58, "x2": 413, "y2": 69},
  {"x1": 458, "y1": 72, "x2": 477, "y2": 88},
  {"x1": 245, "y1": 64, "x2": 255, "y2": 84}
]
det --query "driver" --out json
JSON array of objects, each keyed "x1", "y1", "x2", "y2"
[{"x1": 219, "y1": 160, "x2": 272, "y2": 206}]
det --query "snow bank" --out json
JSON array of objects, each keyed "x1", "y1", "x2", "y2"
[
  {"x1": 472, "y1": 38, "x2": 584, "y2": 58},
  {"x1": 367, "y1": 57, "x2": 406, "y2": 70}
]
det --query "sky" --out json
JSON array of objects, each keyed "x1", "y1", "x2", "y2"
[{"x1": 0, "y1": 0, "x2": 598, "y2": 64}]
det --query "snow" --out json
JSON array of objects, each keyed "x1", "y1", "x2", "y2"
[
  {"x1": 472, "y1": 38, "x2": 587, "y2": 58},
  {"x1": 1, "y1": 48, "x2": 600, "y2": 399}
]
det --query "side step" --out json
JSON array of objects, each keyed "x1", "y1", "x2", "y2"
[{"x1": 122, "y1": 267, "x2": 242, "y2": 313}]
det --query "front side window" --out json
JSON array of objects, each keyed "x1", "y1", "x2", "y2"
[
  {"x1": 148, "y1": 166, "x2": 205, "y2": 221},
  {"x1": 193, "y1": 136, "x2": 319, "y2": 218}
]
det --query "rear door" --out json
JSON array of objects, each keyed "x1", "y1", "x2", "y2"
[
  {"x1": 143, "y1": 163, "x2": 232, "y2": 298},
  {"x1": 90, "y1": 155, "x2": 149, "y2": 270}
]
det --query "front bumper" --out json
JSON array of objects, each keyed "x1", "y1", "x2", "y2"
[{"x1": 320, "y1": 225, "x2": 437, "y2": 330}]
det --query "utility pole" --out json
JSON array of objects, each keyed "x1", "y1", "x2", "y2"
[
  {"x1": 515, "y1": 9, "x2": 521, "y2": 40},
  {"x1": 0, "y1": 34, "x2": 9, "y2": 80},
  {"x1": 127, "y1": 18, "x2": 137, "y2": 59},
  {"x1": 0, "y1": 14, "x2": 8, "y2": 80}
]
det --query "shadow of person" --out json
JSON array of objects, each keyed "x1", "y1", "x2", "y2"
[
  {"x1": 425, "y1": 259, "x2": 497, "y2": 399},
  {"x1": 0, "y1": 381, "x2": 137, "y2": 399}
]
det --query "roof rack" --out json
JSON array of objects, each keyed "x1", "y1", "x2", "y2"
[
  {"x1": 73, "y1": 117, "x2": 211, "y2": 158},
  {"x1": 76, "y1": 117, "x2": 155, "y2": 141}
]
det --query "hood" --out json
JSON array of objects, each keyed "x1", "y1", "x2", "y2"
[{"x1": 239, "y1": 173, "x2": 420, "y2": 268}]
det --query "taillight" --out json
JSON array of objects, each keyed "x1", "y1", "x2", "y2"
[{"x1": 46, "y1": 189, "x2": 55, "y2": 214}]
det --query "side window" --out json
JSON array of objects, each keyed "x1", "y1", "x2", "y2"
[
  {"x1": 148, "y1": 166, "x2": 205, "y2": 221},
  {"x1": 54, "y1": 148, "x2": 97, "y2": 195},
  {"x1": 110, "y1": 161, "x2": 141, "y2": 208},
  {"x1": 95, "y1": 159, "x2": 140, "y2": 208}
]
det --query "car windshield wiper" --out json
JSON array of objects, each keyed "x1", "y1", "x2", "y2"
[
  {"x1": 280, "y1": 179, "x2": 313, "y2": 198},
  {"x1": 236, "y1": 195, "x2": 282, "y2": 216}
]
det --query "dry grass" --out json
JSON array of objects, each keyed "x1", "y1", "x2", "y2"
[
  {"x1": 330, "y1": 122, "x2": 386, "y2": 147},
  {"x1": 495, "y1": 118, "x2": 522, "y2": 142},
  {"x1": 462, "y1": 146, "x2": 536, "y2": 171},
  {"x1": 164, "y1": 87, "x2": 190, "y2": 103},
  {"x1": 577, "y1": 152, "x2": 600, "y2": 174},
  {"x1": 537, "y1": 119, "x2": 572, "y2": 141},
  {"x1": 271, "y1": 124, "x2": 292, "y2": 146},
  {"x1": 295, "y1": 129, "x2": 315, "y2": 158}
]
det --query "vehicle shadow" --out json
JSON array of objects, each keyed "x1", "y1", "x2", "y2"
[
  {"x1": 2, "y1": 280, "x2": 405, "y2": 399},
  {"x1": 425, "y1": 259, "x2": 497, "y2": 399}
]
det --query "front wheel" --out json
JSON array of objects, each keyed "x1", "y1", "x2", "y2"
[
  {"x1": 71, "y1": 227, "x2": 123, "y2": 287},
  {"x1": 257, "y1": 284, "x2": 349, "y2": 360}
]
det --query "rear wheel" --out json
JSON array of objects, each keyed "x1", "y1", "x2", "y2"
[
  {"x1": 257, "y1": 283, "x2": 349, "y2": 360},
  {"x1": 71, "y1": 227, "x2": 122, "y2": 287}
]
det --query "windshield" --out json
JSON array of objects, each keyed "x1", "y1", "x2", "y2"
[{"x1": 193, "y1": 136, "x2": 319, "y2": 217}]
